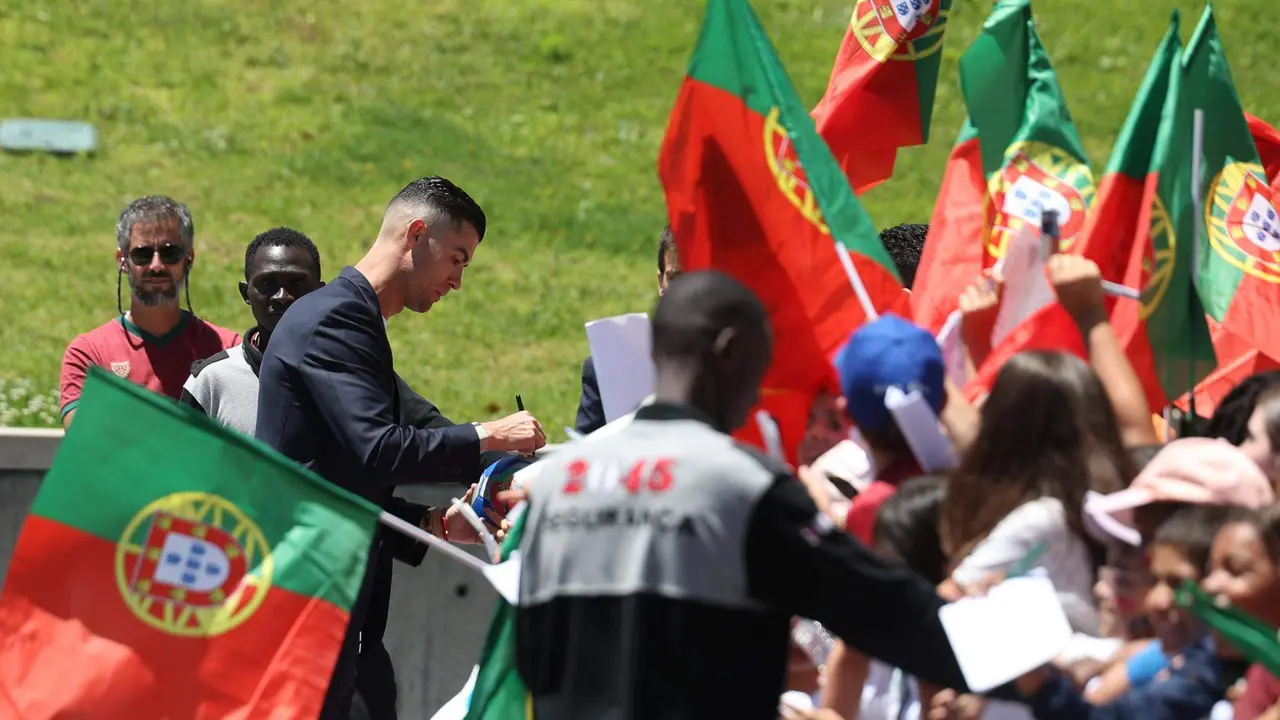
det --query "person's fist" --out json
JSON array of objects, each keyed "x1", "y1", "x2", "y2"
[
  {"x1": 481, "y1": 411, "x2": 546, "y2": 454},
  {"x1": 958, "y1": 270, "x2": 1003, "y2": 362},
  {"x1": 1047, "y1": 254, "x2": 1105, "y2": 325}
]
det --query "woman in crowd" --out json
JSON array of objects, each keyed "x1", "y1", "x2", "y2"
[{"x1": 939, "y1": 350, "x2": 1131, "y2": 635}]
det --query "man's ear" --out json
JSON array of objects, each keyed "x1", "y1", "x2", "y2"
[
  {"x1": 238, "y1": 281, "x2": 250, "y2": 304},
  {"x1": 116, "y1": 248, "x2": 125, "y2": 271},
  {"x1": 712, "y1": 327, "x2": 738, "y2": 363},
  {"x1": 317, "y1": 280, "x2": 326, "y2": 289},
  {"x1": 407, "y1": 218, "x2": 428, "y2": 245}
]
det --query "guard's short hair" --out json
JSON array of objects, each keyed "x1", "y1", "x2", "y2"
[
  {"x1": 880, "y1": 223, "x2": 928, "y2": 289},
  {"x1": 244, "y1": 227, "x2": 321, "y2": 280},
  {"x1": 116, "y1": 196, "x2": 194, "y2": 253},
  {"x1": 652, "y1": 271, "x2": 768, "y2": 360},
  {"x1": 658, "y1": 225, "x2": 677, "y2": 273},
  {"x1": 389, "y1": 176, "x2": 487, "y2": 242}
]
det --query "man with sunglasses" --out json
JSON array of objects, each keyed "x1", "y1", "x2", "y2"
[{"x1": 59, "y1": 195, "x2": 239, "y2": 427}]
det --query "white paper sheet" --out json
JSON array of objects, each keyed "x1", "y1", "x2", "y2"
[
  {"x1": 990, "y1": 228, "x2": 1056, "y2": 348},
  {"x1": 884, "y1": 386, "x2": 957, "y2": 472},
  {"x1": 935, "y1": 309, "x2": 970, "y2": 388},
  {"x1": 429, "y1": 665, "x2": 479, "y2": 720},
  {"x1": 480, "y1": 550, "x2": 523, "y2": 605},
  {"x1": 938, "y1": 576, "x2": 1072, "y2": 693},
  {"x1": 586, "y1": 313, "x2": 656, "y2": 423}
]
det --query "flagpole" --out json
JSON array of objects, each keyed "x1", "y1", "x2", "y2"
[
  {"x1": 378, "y1": 511, "x2": 492, "y2": 573},
  {"x1": 1189, "y1": 108, "x2": 1205, "y2": 426},
  {"x1": 834, "y1": 242, "x2": 879, "y2": 320}
]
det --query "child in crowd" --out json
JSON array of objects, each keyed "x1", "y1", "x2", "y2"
[
  {"x1": 940, "y1": 350, "x2": 1131, "y2": 636},
  {"x1": 1202, "y1": 506, "x2": 1280, "y2": 720},
  {"x1": 1015, "y1": 504, "x2": 1246, "y2": 720}
]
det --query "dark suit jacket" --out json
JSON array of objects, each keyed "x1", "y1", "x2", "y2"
[
  {"x1": 574, "y1": 355, "x2": 606, "y2": 435},
  {"x1": 255, "y1": 266, "x2": 485, "y2": 712},
  {"x1": 356, "y1": 377, "x2": 512, "y2": 720}
]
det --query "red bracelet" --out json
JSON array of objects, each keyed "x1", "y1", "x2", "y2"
[{"x1": 439, "y1": 509, "x2": 450, "y2": 542}]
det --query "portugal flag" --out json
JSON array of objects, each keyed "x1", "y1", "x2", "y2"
[
  {"x1": 1075, "y1": 12, "x2": 1214, "y2": 409},
  {"x1": 911, "y1": 0, "x2": 1092, "y2": 334},
  {"x1": 1188, "y1": 7, "x2": 1280, "y2": 367},
  {"x1": 0, "y1": 368, "x2": 378, "y2": 718},
  {"x1": 659, "y1": 0, "x2": 905, "y2": 463},
  {"x1": 1248, "y1": 113, "x2": 1280, "y2": 193},
  {"x1": 813, "y1": 0, "x2": 951, "y2": 193}
]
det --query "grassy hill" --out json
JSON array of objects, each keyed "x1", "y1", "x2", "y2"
[{"x1": 1, "y1": 0, "x2": 1277, "y2": 433}]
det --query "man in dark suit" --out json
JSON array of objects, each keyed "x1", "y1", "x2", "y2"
[
  {"x1": 574, "y1": 226, "x2": 681, "y2": 434},
  {"x1": 256, "y1": 175, "x2": 546, "y2": 719},
  {"x1": 353, "y1": 377, "x2": 512, "y2": 720}
]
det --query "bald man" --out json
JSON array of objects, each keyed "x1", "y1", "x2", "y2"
[{"x1": 256, "y1": 176, "x2": 546, "y2": 718}]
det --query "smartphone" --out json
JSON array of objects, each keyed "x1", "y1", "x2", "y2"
[{"x1": 1040, "y1": 209, "x2": 1061, "y2": 257}]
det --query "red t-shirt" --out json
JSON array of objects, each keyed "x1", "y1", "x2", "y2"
[
  {"x1": 60, "y1": 313, "x2": 239, "y2": 419},
  {"x1": 845, "y1": 458, "x2": 925, "y2": 545},
  {"x1": 1235, "y1": 664, "x2": 1280, "y2": 720}
]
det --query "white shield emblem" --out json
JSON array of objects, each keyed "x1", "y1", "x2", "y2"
[
  {"x1": 110, "y1": 361, "x2": 130, "y2": 378},
  {"x1": 1243, "y1": 193, "x2": 1280, "y2": 252}
]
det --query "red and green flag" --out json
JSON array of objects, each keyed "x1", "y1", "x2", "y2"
[
  {"x1": 812, "y1": 0, "x2": 951, "y2": 194},
  {"x1": 658, "y1": 0, "x2": 905, "y2": 464},
  {"x1": 0, "y1": 368, "x2": 379, "y2": 718},
  {"x1": 1248, "y1": 113, "x2": 1280, "y2": 192},
  {"x1": 1186, "y1": 7, "x2": 1280, "y2": 368},
  {"x1": 463, "y1": 507, "x2": 531, "y2": 720},
  {"x1": 912, "y1": 0, "x2": 1093, "y2": 335},
  {"x1": 1076, "y1": 12, "x2": 1215, "y2": 410}
]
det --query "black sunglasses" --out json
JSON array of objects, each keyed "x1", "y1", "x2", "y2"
[{"x1": 129, "y1": 243, "x2": 186, "y2": 266}]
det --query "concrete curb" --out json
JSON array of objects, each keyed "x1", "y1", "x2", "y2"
[{"x1": 0, "y1": 428, "x2": 62, "y2": 472}]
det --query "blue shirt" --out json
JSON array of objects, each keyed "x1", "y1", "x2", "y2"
[
  {"x1": 1126, "y1": 640, "x2": 1171, "y2": 689},
  {"x1": 1029, "y1": 635, "x2": 1224, "y2": 720}
]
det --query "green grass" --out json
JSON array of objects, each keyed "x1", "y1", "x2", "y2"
[{"x1": 1, "y1": 0, "x2": 1277, "y2": 434}]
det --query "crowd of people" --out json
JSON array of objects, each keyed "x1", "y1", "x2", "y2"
[{"x1": 55, "y1": 178, "x2": 1280, "y2": 720}]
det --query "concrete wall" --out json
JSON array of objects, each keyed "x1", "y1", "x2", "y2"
[{"x1": 0, "y1": 430, "x2": 500, "y2": 719}]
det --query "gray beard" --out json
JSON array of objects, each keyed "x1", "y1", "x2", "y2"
[{"x1": 128, "y1": 273, "x2": 183, "y2": 307}]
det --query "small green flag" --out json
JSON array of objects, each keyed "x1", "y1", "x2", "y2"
[
  {"x1": 464, "y1": 506, "x2": 533, "y2": 720},
  {"x1": 1178, "y1": 580, "x2": 1280, "y2": 677}
]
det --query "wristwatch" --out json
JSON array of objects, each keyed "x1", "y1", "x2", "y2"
[{"x1": 472, "y1": 422, "x2": 489, "y2": 452}]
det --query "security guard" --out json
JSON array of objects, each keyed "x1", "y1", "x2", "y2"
[{"x1": 514, "y1": 271, "x2": 992, "y2": 719}]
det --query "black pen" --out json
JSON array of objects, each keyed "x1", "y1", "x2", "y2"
[{"x1": 516, "y1": 394, "x2": 525, "y2": 412}]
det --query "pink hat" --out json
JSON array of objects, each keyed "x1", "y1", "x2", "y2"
[{"x1": 1084, "y1": 437, "x2": 1275, "y2": 546}]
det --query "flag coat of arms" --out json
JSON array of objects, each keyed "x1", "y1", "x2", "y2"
[
  {"x1": 1072, "y1": 12, "x2": 1215, "y2": 410},
  {"x1": 812, "y1": 0, "x2": 951, "y2": 194},
  {"x1": 658, "y1": 0, "x2": 905, "y2": 464},
  {"x1": 911, "y1": 0, "x2": 1092, "y2": 335},
  {"x1": 1185, "y1": 6, "x2": 1280, "y2": 368},
  {"x1": 0, "y1": 368, "x2": 380, "y2": 719}
]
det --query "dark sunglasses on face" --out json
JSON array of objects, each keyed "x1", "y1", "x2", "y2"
[{"x1": 129, "y1": 244, "x2": 186, "y2": 266}]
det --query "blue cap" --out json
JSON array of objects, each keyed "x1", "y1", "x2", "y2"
[{"x1": 835, "y1": 314, "x2": 945, "y2": 433}]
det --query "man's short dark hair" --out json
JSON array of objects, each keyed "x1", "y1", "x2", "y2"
[
  {"x1": 658, "y1": 225, "x2": 677, "y2": 273},
  {"x1": 390, "y1": 175, "x2": 487, "y2": 242},
  {"x1": 244, "y1": 227, "x2": 322, "y2": 280},
  {"x1": 880, "y1": 223, "x2": 928, "y2": 289},
  {"x1": 652, "y1": 271, "x2": 768, "y2": 361}
]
